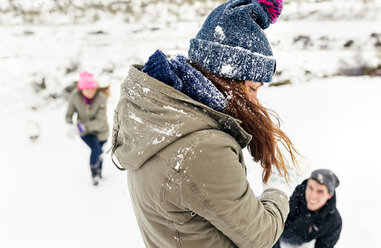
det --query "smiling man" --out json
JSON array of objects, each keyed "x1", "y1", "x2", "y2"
[{"x1": 273, "y1": 169, "x2": 342, "y2": 248}]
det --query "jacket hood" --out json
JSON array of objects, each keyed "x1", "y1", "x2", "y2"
[{"x1": 113, "y1": 65, "x2": 251, "y2": 171}]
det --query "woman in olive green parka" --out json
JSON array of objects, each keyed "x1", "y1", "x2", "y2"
[
  {"x1": 66, "y1": 71, "x2": 109, "y2": 185},
  {"x1": 112, "y1": 0, "x2": 297, "y2": 247}
]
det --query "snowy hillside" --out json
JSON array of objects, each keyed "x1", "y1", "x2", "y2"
[{"x1": 1, "y1": 0, "x2": 381, "y2": 247}]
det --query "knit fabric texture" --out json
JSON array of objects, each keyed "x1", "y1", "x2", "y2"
[
  {"x1": 142, "y1": 50, "x2": 227, "y2": 112},
  {"x1": 188, "y1": 0, "x2": 282, "y2": 83},
  {"x1": 77, "y1": 71, "x2": 98, "y2": 89},
  {"x1": 82, "y1": 96, "x2": 93, "y2": 105},
  {"x1": 310, "y1": 169, "x2": 340, "y2": 195}
]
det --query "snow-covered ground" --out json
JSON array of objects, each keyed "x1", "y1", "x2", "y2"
[
  {"x1": 1, "y1": 0, "x2": 381, "y2": 247},
  {"x1": 261, "y1": 77, "x2": 381, "y2": 247},
  {"x1": 2, "y1": 76, "x2": 381, "y2": 248}
]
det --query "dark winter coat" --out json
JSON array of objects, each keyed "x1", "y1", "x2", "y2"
[
  {"x1": 65, "y1": 89, "x2": 109, "y2": 141},
  {"x1": 275, "y1": 179, "x2": 342, "y2": 248},
  {"x1": 111, "y1": 62, "x2": 289, "y2": 248}
]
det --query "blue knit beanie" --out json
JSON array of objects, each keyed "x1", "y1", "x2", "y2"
[{"x1": 188, "y1": 0, "x2": 283, "y2": 83}]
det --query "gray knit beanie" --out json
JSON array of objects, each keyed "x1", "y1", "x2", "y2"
[
  {"x1": 188, "y1": 0, "x2": 283, "y2": 83},
  {"x1": 310, "y1": 169, "x2": 340, "y2": 195}
]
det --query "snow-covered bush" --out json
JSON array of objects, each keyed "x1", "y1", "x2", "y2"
[{"x1": 0, "y1": 0, "x2": 224, "y2": 24}]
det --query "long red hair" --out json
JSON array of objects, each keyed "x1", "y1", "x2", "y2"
[
  {"x1": 98, "y1": 85, "x2": 111, "y2": 97},
  {"x1": 194, "y1": 63, "x2": 298, "y2": 183}
]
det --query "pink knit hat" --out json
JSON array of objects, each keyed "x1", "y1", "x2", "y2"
[{"x1": 77, "y1": 71, "x2": 98, "y2": 90}]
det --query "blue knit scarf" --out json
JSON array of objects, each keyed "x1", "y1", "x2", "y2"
[{"x1": 142, "y1": 50, "x2": 227, "y2": 112}]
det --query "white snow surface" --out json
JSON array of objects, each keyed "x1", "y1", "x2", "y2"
[
  {"x1": 3, "y1": 76, "x2": 381, "y2": 248},
  {"x1": 1, "y1": 0, "x2": 381, "y2": 247}
]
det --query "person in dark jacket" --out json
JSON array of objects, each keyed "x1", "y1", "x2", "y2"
[{"x1": 273, "y1": 169, "x2": 342, "y2": 248}]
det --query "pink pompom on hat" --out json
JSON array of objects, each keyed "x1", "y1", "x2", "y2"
[{"x1": 77, "y1": 71, "x2": 98, "y2": 90}]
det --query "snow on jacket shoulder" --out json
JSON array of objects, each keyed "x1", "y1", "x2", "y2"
[{"x1": 112, "y1": 65, "x2": 289, "y2": 248}]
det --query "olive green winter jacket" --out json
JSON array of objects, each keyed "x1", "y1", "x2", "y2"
[
  {"x1": 111, "y1": 65, "x2": 289, "y2": 248},
  {"x1": 66, "y1": 89, "x2": 109, "y2": 141}
]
